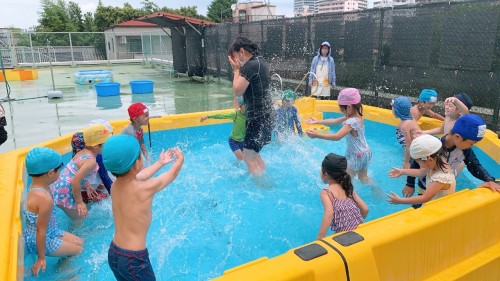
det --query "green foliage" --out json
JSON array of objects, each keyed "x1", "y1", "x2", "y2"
[
  {"x1": 141, "y1": 0, "x2": 160, "y2": 14},
  {"x1": 207, "y1": 0, "x2": 236, "y2": 23},
  {"x1": 94, "y1": 1, "x2": 147, "y2": 31},
  {"x1": 37, "y1": 0, "x2": 76, "y2": 32}
]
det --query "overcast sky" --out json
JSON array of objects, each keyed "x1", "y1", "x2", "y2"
[{"x1": 0, "y1": 0, "x2": 298, "y2": 29}]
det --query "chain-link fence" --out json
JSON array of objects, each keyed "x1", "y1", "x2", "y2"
[{"x1": 204, "y1": 0, "x2": 500, "y2": 131}]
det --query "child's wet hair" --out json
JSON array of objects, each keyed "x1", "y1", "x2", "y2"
[
  {"x1": 228, "y1": 36, "x2": 259, "y2": 56},
  {"x1": 339, "y1": 103, "x2": 363, "y2": 116},
  {"x1": 414, "y1": 147, "x2": 447, "y2": 172},
  {"x1": 321, "y1": 153, "x2": 355, "y2": 198}
]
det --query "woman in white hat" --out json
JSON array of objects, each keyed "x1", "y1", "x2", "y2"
[{"x1": 387, "y1": 134, "x2": 456, "y2": 205}]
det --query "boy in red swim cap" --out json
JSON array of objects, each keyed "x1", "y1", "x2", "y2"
[{"x1": 122, "y1": 102, "x2": 151, "y2": 161}]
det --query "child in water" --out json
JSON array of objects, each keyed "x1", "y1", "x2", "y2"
[
  {"x1": 200, "y1": 97, "x2": 246, "y2": 161},
  {"x1": 24, "y1": 147, "x2": 83, "y2": 277},
  {"x1": 423, "y1": 93, "x2": 472, "y2": 136},
  {"x1": 411, "y1": 89, "x2": 444, "y2": 121},
  {"x1": 50, "y1": 124, "x2": 111, "y2": 221},
  {"x1": 307, "y1": 88, "x2": 373, "y2": 183},
  {"x1": 317, "y1": 153, "x2": 368, "y2": 239},
  {"x1": 103, "y1": 135, "x2": 184, "y2": 281},
  {"x1": 387, "y1": 134, "x2": 456, "y2": 205},
  {"x1": 122, "y1": 102, "x2": 151, "y2": 162},
  {"x1": 392, "y1": 96, "x2": 421, "y2": 169},
  {"x1": 275, "y1": 89, "x2": 303, "y2": 139}
]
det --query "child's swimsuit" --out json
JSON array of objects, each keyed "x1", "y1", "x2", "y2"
[
  {"x1": 427, "y1": 169, "x2": 456, "y2": 200},
  {"x1": 395, "y1": 128, "x2": 406, "y2": 148},
  {"x1": 50, "y1": 154, "x2": 99, "y2": 209},
  {"x1": 23, "y1": 188, "x2": 64, "y2": 255},
  {"x1": 324, "y1": 188, "x2": 363, "y2": 232},
  {"x1": 344, "y1": 118, "x2": 372, "y2": 171},
  {"x1": 275, "y1": 106, "x2": 303, "y2": 136}
]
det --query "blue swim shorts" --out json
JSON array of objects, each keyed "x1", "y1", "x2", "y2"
[
  {"x1": 228, "y1": 138, "x2": 244, "y2": 152},
  {"x1": 108, "y1": 241, "x2": 156, "y2": 281}
]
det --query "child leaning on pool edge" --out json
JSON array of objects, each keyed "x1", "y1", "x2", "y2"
[
  {"x1": 103, "y1": 134, "x2": 184, "y2": 281},
  {"x1": 387, "y1": 134, "x2": 456, "y2": 206},
  {"x1": 24, "y1": 147, "x2": 83, "y2": 277}
]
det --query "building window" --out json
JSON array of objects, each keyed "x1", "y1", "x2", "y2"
[
  {"x1": 239, "y1": 10, "x2": 246, "y2": 21},
  {"x1": 127, "y1": 38, "x2": 142, "y2": 53}
]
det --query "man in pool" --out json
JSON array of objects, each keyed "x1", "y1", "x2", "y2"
[
  {"x1": 103, "y1": 135, "x2": 184, "y2": 280},
  {"x1": 402, "y1": 114, "x2": 500, "y2": 208},
  {"x1": 228, "y1": 36, "x2": 274, "y2": 176}
]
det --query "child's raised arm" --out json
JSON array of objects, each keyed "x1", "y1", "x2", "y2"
[
  {"x1": 306, "y1": 123, "x2": 351, "y2": 141},
  {"x1": 32, "y1": 193, "x2": 54, "y2": 277},
  {"x1": 446, "y1": 97, "x2": 469, "y2": 115},
  {"x1": 136, "y1": 149, "x2": 175, "y2": 181},
  {"x1": 147, "y1": 148, "x2": 184, "y2": 194},
  {"x1": 306, "y1": 116, "x2": 347, "y2": 126}
]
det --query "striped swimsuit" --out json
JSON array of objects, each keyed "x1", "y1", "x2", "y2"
[{"x1": 324, "y1": 188, "x2": 363, "y2": 232}]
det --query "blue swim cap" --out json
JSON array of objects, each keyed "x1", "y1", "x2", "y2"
[
  {"x1": 25, "y1": 147, "x2": 62, "y2": 175},
  {"x1": 418, "y1": 89, "x2": 438, "y2": 102},
  {"x1": 452, "y1": 114, "x2": 486, "y2": 141},
  {"x1": 102, "y1": 135, "x2": 141, "y2": 175},
  {"x1": 392, "y1": 96, "x2": 413, "y2": 121}
]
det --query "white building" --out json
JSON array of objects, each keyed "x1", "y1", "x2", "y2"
[
  {"x1": 294, "y1": 0, "x2": 316, "y2": 16},
  {"x1": 317, "y1": 0, "x2": 368, "y2": 14},
  {"x1": 232, "y1": 1, "x2": 282, "y2": 22},
  {"x1": 104, "y1": 20, "x2": 171, "y2": 61},
  {"x1": 373, "y1": 0, "x2": 415, "y2": 8}
]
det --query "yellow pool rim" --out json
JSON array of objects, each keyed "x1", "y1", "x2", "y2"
[{"x1": 0, "y1": 98, "x2": 498, "y2": 280}]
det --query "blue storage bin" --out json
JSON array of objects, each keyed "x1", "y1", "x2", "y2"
[
  {"x1": 130, "y1": 80, "x2": 154, "y2": 94},
  {"x1": 95, "y1": 82, "x2": 120, "y2": 97}
]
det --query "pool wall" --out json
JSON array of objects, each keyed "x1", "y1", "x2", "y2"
[{"x1": 0, "y1": 98, "x2": 498, "y2": 280}]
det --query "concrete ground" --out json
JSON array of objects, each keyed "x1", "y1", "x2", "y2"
[{"x1": 0, "y1": 63, "x2": 235, "y2": 153}]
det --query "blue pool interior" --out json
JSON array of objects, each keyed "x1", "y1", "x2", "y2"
[{"x1": 23, "y1": 112, "x2": 499, "y2": 280}]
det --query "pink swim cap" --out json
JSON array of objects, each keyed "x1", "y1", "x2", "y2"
[{"x1": 337, "y1": 88, "x2": 361, "y2": 105}]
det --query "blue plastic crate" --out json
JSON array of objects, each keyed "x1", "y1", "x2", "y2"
[
  {"x1": 95, "y1": 82, "x2": 120, "y2": 97},
  {"x1": 130, "y1": 80, "x2": 154, "y2": 94}
]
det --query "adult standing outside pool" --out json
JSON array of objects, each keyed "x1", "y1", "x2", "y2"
[
  {"x1": 308, "y1": 41, "x2": 336, "y2": 99},
  {"x1": 228, "y1": 36, "x2": 273, "y2": 176}
]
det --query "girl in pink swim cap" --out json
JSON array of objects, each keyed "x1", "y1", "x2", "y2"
[{"x1": 306, "y1": 88, "x2": 373, "y2": 184}]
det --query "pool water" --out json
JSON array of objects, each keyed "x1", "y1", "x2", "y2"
[{"x1": 24, "y1": 112, "x2": 497, "y2": 281}]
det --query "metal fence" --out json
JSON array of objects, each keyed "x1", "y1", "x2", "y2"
[
  {"x1": 204, "y1": 0, "x2": 500, "y2": 131},
  {"x1": 0, "y1": 31, "x2": 172, "y2": 67}
]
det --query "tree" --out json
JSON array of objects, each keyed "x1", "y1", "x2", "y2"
[
  {"x1": 68, "y1": 1, "x2": 84, "y2": 32},
  {"x1": 94, "y1": 1, "x2": 146, "y2": 31},
  {"x1": 141, "y1": 0, "x2": 160, "y2": 14},
  {"x1": 37, "y1": 0, "x2": 75, "y2": 32},
  {"x1": 207, "y1": 0, "x2": 236, "y2": 23}
]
